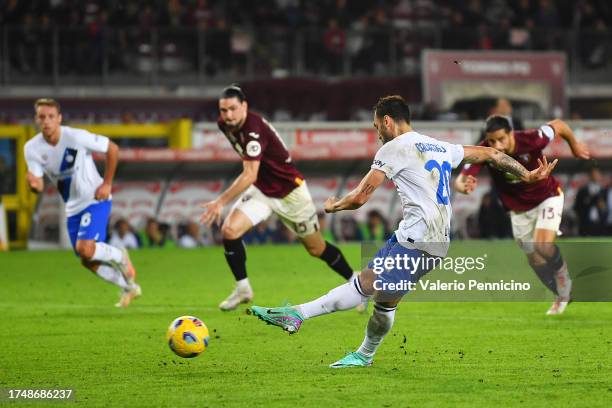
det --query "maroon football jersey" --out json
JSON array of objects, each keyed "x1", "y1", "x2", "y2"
[
  {"x1": 461, "y1": 125, "x2": 561, "y2": 212},
  {"x1": 217, "y1": 112, "x2": 304, "y2": 198}
]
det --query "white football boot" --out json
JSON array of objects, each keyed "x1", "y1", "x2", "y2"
[
  {"x1": 546, "y1": 262, "x2": 572, "y2": 316},
  {"x1": 115, "y1": 283, "x2": 142, "y2": 308},
  {"x1": 546, "y1": 298, "x2": 570, "y2": 315},
  {"x1": 219, "y1": 285, "x2": 254, "y2": 311}
]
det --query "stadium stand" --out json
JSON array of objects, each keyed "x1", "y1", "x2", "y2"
[
  {"x1": 1, "y1": 0, "x2": 611, "y2": 91},
  {"x1": 109, "y1": 181, "x2": 164, "y2": 230},
  {"x1": 158, "y1": 180, "x2": 226, "y2": 225}
]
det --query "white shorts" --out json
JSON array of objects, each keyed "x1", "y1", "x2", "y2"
[
  {"x1": 509, "y1": 192, "x2": 564, "y2": 253},
  {"x1": 230, "y1": 182, "x2": 319, "y2": 238}
]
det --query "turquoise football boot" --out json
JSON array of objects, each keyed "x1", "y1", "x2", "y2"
[
  {"x1": 248, "y1": 305, "x2": 304, "y2": 334},
  {"x1": 329, "y1": 352, "x2": 373, "y2": 368}
]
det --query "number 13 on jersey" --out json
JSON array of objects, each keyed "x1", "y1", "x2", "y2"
[{"x1": 425, "y1": 160, "x2": 452, "y2": 205}]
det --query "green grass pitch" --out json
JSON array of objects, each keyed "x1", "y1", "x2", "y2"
[{"x1": 1, "y1": 241, "x2": 611, "y2": 407}]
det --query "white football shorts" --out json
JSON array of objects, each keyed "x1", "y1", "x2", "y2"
[
  {"x1": 230, "y1": 182, "x2": 319, "y2": 238},
  {"x1": 510, "y1": 192, "x2": 564, "y2": 253}
]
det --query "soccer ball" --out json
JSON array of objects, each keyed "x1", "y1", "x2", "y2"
[{"x1": 166, "y1": 316, "x2": 210, "y2": 358}]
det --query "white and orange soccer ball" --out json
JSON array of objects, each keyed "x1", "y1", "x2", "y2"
[{"x1": 166, "y1": 316, "x2": 210, "y2": 358}]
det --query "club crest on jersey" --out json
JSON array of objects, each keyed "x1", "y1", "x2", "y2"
[
  {"x1": 519, "y1": 153, "x2": 530, "y2": 162},
  {"x1": 246, "y1": 141, "x2": 261, "y2": 157}
]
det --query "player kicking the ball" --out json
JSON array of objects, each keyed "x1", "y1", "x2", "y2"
[
  {"x1": 248, "y1": 95, "x2": 556, "y2": 368},
  {"x1": 454, "y1": 115, "x2": 589, "y2": 315},
  {"x1": 200, "y1": 85, "x2": 360, "y2": 311},
  {"x1": 25, "y1": 98, "x2": 141, "y2": 307}
]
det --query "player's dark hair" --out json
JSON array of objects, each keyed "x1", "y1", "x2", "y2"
[
  {"x1": 34, "y1": 98, "x2": 61, "y2": 113},
  {"x1": 485, "y1": 115, "x2": 513, "y2": 133},
  {"x1": 373, "y1": 95, "x2": 411, "y2": 124},
  {"x1": 220, "y1": 84, "x2": 246, "y2": 102}
]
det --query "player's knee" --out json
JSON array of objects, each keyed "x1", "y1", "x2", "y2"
[
  {"x1": 75, "y1": 241, "x2": 95, "y2": 261},
  {"x1": 306, "y1": 243, "x2": 325, "y2": 257},
  {"x1": 534, "y1": 241, "x2": 555, "y2": 258},
  {"x1": 527, "y1": 253, "x2": 544, "y2": 267},
  {"x1": 221, "y1": 223, "x2": 243, "y2": 240},
  {"x1": 516, "y1": 239, "x2": 535, "y2": 254}
]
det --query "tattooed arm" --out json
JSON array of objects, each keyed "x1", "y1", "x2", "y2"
[
  {"x1": 462, "y1": 146, "x2": 558, "y2": 183},
  {"x1": 325, "y1": 169, "x2": 386, "y2": 213}
]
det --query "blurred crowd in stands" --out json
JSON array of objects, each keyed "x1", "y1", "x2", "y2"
[
  {"x1": 1, "y1": 0, "x2": 610, "y2": 79},
  {"x1": 2, "y1": 0, "x2": 608, "y2": 36},
  {"x1": 107, "y1": 217, "x2": 211, "y2": 249},
  {"x1": 573, "y1": 165, "x2": 612, "y2": 236},
  {"x1": 105, "y1": 209, "x2": 396, "y2": 250}
]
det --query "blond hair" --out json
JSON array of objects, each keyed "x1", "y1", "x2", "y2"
[{"x1": 34, "y1": 98, "x2": 61, "y2": 113}]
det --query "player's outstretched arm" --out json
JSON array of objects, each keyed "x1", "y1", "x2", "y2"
[
  {"x1": 200, "y1": 160, "x2": 260, "y2": 226},
  {"x1": 325, "y1": 169, "x2": 385, "y2": 213},
  {"x1": 548, "y1": 119, "x2": 590, "y2": 160},
  {"x1": 462, "y1": 145, "x2": 558, "y2": 183},
  {"x1": 95, "y1": 140, "x2": 118, "y2": 200},
  {"x1": 26, "y1": 171, "x2": 44, "y2": 193},
  {"x1": 453, "y1": 174, "x2": 477, "y2": 194}
]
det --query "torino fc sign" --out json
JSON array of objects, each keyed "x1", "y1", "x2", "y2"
[{"x1": 422, "y1": 50, "x2": 567, "y2": 117}]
